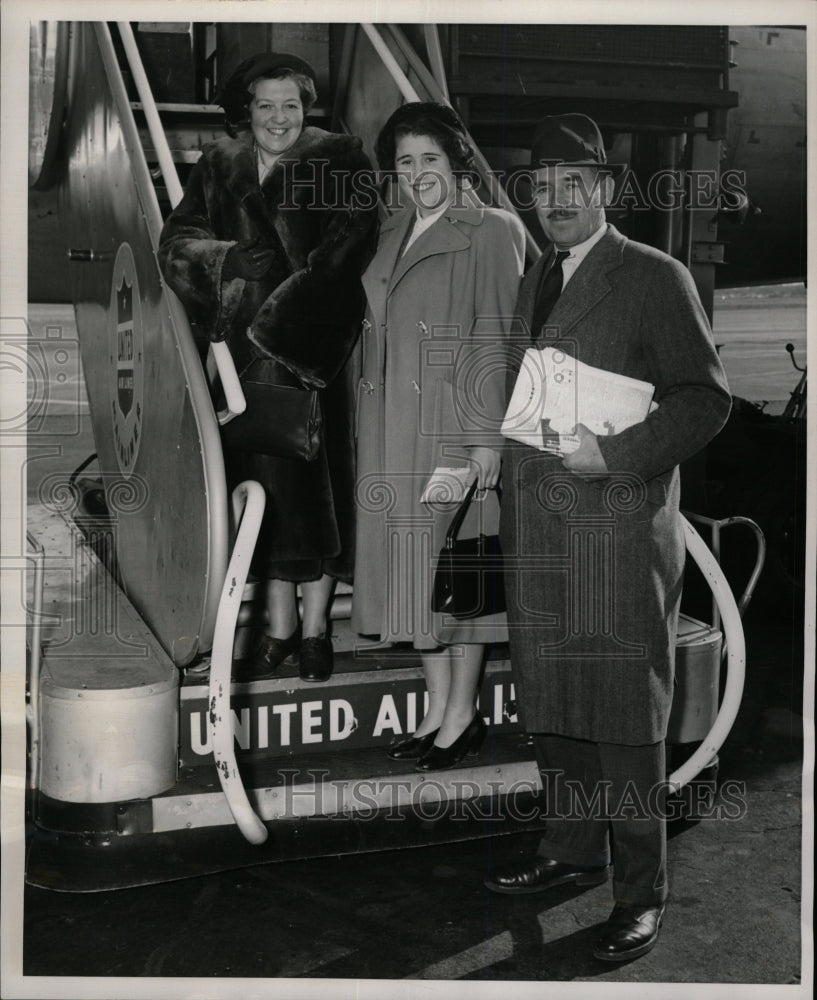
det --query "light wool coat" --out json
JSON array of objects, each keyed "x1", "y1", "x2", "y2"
[
  {"x1": 352, "y1": 204, "x2": 525, "y2": 648},
  {"x1": 500, "y1": 224, "x2": 731, "y2": 744}
]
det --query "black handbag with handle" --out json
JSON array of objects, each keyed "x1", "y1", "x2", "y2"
[
  {"x1": 431, "y1": 480, "x2": 506, "y2": 620},
  {"x1": 219, "y1": 358, "x2": 322, "y2": 461}
]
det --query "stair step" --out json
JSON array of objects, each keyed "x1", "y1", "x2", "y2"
[{"x1": 163, "y1": 735, "x2": 541, "y2": 831}]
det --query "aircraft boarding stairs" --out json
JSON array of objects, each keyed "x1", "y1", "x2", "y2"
[{"x1": 26, "y1": 21, "x2": 760, "y2": 890}]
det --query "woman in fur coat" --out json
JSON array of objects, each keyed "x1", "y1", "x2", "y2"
[
  {"x1": 159, "y1": 52, "x2": 376, "y2": 683},
  {"x1": 352, "y1": 103, "x2": 525, "y2": 769}
]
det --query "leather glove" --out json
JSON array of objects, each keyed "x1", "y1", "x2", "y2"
[{"x1": 222, "y1": 239, "x2": 277, "y2": 281}]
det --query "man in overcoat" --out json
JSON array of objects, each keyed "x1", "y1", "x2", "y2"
[{"x1": 489, "y1": 114, "x2": 732, "y2": 962}]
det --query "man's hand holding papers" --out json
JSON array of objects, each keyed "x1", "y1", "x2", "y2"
[{"x1": 501, "y1": 347, "x2": 657, "y2": 461}]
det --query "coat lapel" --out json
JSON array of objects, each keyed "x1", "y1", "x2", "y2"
[
  {"x1": 386, "y1": 205, "x2": 479, "y2": 299},
  {"x1": 220, "y1": 133, "x2": 258, "y2": 201},
  {"x1": 361, "y1": 209, "x2": 413, "y2": 326},
  {"x1": 546, "y1": 225, "x2": 626, "y2": 336},
  {"x1": 517, "y1": 252, "x2": 550, "y2": 334}
]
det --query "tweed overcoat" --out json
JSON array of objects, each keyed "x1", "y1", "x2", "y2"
[
  {"x1": 501, "y1": 224, "x2": 731, "y2": 744},
  {"x1": 352, "y1": 204, "x2": 525, "y2": 647},
  {"x1": 158, "y1": 128, "x2": 376, "y2": 580}
]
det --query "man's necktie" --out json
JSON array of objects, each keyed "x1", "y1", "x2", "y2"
[{"x1": 531, "y1": 250, "x2": 570, "y2": 341}]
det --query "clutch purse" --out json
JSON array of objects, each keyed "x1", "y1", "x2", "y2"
[
  {"x1": 219, "y1": 358, "x2": 322, "y2": 461},
  {"x1": 431, "y1": 480, "x2": 506, "y2": 620}
]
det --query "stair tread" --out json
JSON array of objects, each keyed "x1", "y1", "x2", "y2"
[
  {"x1": 172, "y1": 732, "x2": 538, "y2": 797},
  {"x1": 181, "y1": 640, "x2": 513, "y2": 689}
]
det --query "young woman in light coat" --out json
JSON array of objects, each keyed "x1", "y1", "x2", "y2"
[{"x1": 352, "y1": 103, "x2": 525, "y2": 769}]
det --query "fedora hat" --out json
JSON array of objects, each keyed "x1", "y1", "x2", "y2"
[{"x1": 530, "y1": 114, "x2": 624, "y2": 175}]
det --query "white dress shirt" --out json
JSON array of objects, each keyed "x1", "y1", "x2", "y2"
[{"x1": 557, "y1": 222, "x2": 608, "y2": 288}]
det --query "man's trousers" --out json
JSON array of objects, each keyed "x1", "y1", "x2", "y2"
[{"x1": 533, "y1": 733, "x2": 668, "y2": 906}]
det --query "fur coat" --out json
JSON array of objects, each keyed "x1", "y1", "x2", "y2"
[{"x1": 159, "y1": 127, "x2": 376, "y2": 580}]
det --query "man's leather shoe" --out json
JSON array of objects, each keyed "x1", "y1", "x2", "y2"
[
  {"x1": 299, "y1": 634, "x2": 333, "y2": 682},
  {"x1": 592, "y1": 903, "x2": 665, "y2": 962},
  {"x1": 485, "y1": 856, "x2": 609, "y2": 895},
  {"x1": 234, "y1": 625, "x2": 301, "y2": 681}
]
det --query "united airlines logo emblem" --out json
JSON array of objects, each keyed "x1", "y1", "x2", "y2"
[
  {"x1": 109, "y1": 243, "x2": 144, "y2": 475},
  {"x1": 116, "y1": 279, "x2": 134, "y2": 416}
]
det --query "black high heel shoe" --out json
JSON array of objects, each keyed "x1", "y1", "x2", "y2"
[
  {"x1": 416, "y1": 713, "x2": 487, "y2": 771},
  {"x1": 387, "y1": 729, "x2": 439, "y2": 761}
]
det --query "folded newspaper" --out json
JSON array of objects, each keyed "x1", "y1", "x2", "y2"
[{"x1": 501, "y1": 347, "x2": 656, "y2": 455}]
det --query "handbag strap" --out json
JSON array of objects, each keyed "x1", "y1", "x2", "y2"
[{"x1": 444, "y1": 479, "x2": 478, "y2": 548}]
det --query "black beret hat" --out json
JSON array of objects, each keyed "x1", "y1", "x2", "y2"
[{"x1": 374, "y1": 101, "x2": 475, "y2": 173}]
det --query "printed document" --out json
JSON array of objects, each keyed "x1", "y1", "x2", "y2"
[{"x1": 501, "y1": 347, "x2": 656, "y2": 455}]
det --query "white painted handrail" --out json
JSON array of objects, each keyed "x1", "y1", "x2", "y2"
[
  {"x1": 208, "y1": 482, "x2": 268, "y2": 844},
  {"x1": 667, "y1": 515, "x2": 748, "y2": 792},
  {"x1": 116, "y1": 20, "x2": 245, "y2": 421},
  {"x1": 212, "y1": 340, "x2": 247, "y2": 423},
  {"x1": 116, "y1": 22, "x2": 183, "y2": 206},
  {"x1": 26, "y1": 532, "x2": 45, "y2": 790}
]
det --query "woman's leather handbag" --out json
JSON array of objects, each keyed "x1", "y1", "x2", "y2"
[
  {"x1": 220, "y1": 358, "x2": 322, "y2": 461},
  {"x1": 431, "y1": 480, "x2": 506, "y2": 620}
]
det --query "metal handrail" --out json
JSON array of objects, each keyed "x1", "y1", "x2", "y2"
[
  {"x1": 667, "y1": 515, "x2": 749, "y2": 791},
  {"x1": 26, "y1": 532, "x2": 46, "y2": 790},
  {"x1": 115, "y1": 21, "x2": 246, "y2": 423},
  {"x1": 208, "y1": 482, "x2": 268, "y2": 844},
  {"x1": 683, "y1": 512, "x2": 767, "y2": 634}
]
